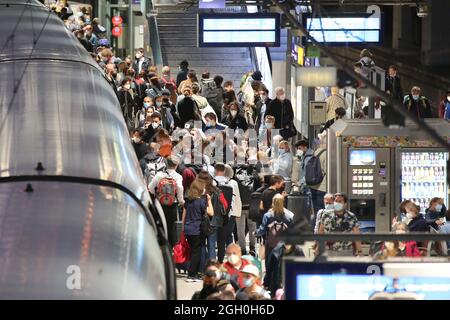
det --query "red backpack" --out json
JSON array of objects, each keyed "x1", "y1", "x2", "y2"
[{"x1": 156, "y1": 174, "x2": 177, "y2": 206}]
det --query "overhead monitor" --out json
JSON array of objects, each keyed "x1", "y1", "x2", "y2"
[
  {"x1": 304, "y1": 13, "x2": 382, "y2": 46},
  {"x1": 198, "y1": 13, "x2": 280, "y2": 47}
]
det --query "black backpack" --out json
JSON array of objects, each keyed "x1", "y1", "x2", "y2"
[
  {"x1": 249, "y1": 186, "x2": 267, "y2": 222},
  {"x1": 305, "y1": 149, "x2": 326, "y2": 186},
  {"x1": 215, "y1": 179, "x2": 234, "y2": 215}
]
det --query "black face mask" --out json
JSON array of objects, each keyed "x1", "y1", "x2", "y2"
[
  {"x1": 203, "y1": 284, "x2": 216, "y2": 293},
  {"x1": 277, "y1": 185, "x2": 285, "y2": 193}
]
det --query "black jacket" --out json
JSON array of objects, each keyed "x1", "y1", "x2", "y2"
[
  {"x1": 177, "y1": 97, "x2": 201, "y2": 127},
  {"x1": 254, "y1": 96, "x2": 272, "y2": 132},
  {"x1": 221, "y1": 113, "x2": 248, "y2": 131},
  {"x1": 132, "y1": 57, "x2": 151, "y2": 74},
  {"x1": 266, "y1": 98, "x2": 294, "y2": 130},
  {"x1": 404, "y1": 95, "x2": 432, "y2": 119},
  {"x1": 176, "y1": 68, "x2": 188, "y2": 87},
  {"x1": 425, "y1": 205, "x2": 446, "y2": 230},
  {"x1": 408, "y1": 215, "x2": 429, "y2": 232},
  {"x1": 117, "y1": 90, "x2": 136, "y2": 119},
  {"x1": 133, "y1": 142, "x2": 148, "y2": 161},
  {"x1": 385, "y1": 75, "x2": 403, "y2": 101}
]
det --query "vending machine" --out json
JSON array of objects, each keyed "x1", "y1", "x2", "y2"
[
  {"x1": 327, "y1": 119, "x2": 450, "y2": 232},
  {"x1": 397, "y1": 149, "x2": 448, "y2": 213},
  {"x1": 342, "y1": 148, "x2": 392, "y2": 232}
]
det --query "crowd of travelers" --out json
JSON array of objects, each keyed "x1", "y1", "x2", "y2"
[{"x1": 49, "y1": 4, "x2": 450, "y2": 300}]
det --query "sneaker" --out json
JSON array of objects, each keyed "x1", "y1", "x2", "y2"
[{"x1": 195, "y1": 274, "x2": 204, "y2": 281}]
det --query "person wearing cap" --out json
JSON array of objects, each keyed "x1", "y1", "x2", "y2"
[
  {"x1": 236, "y1": 264, "x2": 271, "y2": 299},
  {"x1": 251, "y1": 71, "x2": 263, "y2": 82}
]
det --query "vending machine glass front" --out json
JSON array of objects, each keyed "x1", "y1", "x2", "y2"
[{"x1": 400, "y1": 150, "x2": 448, "y2": 213}]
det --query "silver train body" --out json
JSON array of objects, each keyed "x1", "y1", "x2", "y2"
[{"x1": 0, "y1": 1, "x2": 175, "y2": 299}]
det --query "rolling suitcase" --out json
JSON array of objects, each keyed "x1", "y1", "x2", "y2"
[{"x1": 286, "y1": 193, "x2": 313, "y2": 232}]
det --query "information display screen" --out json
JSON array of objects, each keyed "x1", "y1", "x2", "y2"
[
  {"x1": 304, "y1": 14, "x2": 381, "y2": 45},
  {"x1": 198, "y1": 13, "x2": 280, "y2": 47},
  {"x1": 296, "y1": 275, "x2": 450, "y2": 300}
]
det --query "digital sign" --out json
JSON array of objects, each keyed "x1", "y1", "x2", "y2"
[
  {"x1": 198, "y1": 13, "x2": 280, "y2": 47},
  {"x1": 305, "y1": 14, "x2": 381, "y2": 45}
]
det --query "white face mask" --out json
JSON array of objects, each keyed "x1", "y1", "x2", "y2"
[
  {"x1": 227, "y1": 254, "x2": 240, "y2": 266},
  {"x1": 334, "y1": 202, "x2": 344, "y2": 212},
  {"x1": 265, "y1": 122, "x2": 273, "y2": 129},
  {"x1": 447, "y1": 96, "x2": 450, "y2": 102},
  {"x1": 143, "y1": 102, "x2": 151, "y2": 109},
  {"x1": 261, "y1": 95, "x2": 267, "y2": 101},
  {"x1": 406, "y1": 212, "x2": 415, "y2": 220},
  {"x1": 156, "y1": 101, "x2": 162, "y2": 107},
  {"x1": 296, "y1": 150, "x2": 304, "y2": 157},
  {"x1": 132, "y1": 137, "x2": 141, "y2": 143},
  {"x1": 151, "y1": 122, "x2": 160, "y2": 129},
  {"x1": 324, "y1": 203, "x2": 334, "y2": 210},
  {"x1": 412, "y1": 94, "x2": 419, "y2": 100},
  {"x1": 435, "y1": 204, "x2": 443, "y2": 212},
  {"x1": 230, "y1": 110, "x2": 238, "y2": 117}
]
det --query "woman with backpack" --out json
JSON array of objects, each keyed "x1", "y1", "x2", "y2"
[
  {"x1": 255, "y1": 193, "x2": 294, "y2": 286},
  {"x1": 195, "y1": 171, "x2": 228, "y2": 262},
  {"x1": 182, "y1": 180, "x2": 214, "y2": 282}
]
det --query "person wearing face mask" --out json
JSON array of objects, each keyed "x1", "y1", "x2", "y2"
[
  {"x1": 153, "y1": 95, "x2": 174, "y2": 131},
  {"x1": 142, "y1": 112, "x2": 163, "y2": 143},
  {"x1": 131, "y1": 129, "x2": 148, "y2": 161},
  {"x1": 220, "y1": 102, "x2": 248, "y2": 131},
  {"x1": 134, "y1": 96, "x2": 153, "y2": 129},
  {"x1": 132, "y1": 48, "x2": 151, "y2": 74},
  {"x1": 266, "y1": 87, "x2": 295, "y2": 140},
  {"x1": 314, "y1": 193, "x2": 335, "y2": 233},
  {"x1": 83, "y1": 24, "x2": 97, "y2": 50},
  {"x1": 117, "y1": 78, "x2": 136, "y2": 131},
  {"x1": 318, "y1": 193, "x2": 362, "y2": 256},
  {"x1": 221, "y1": 243, "x2": 251, "y2": 288},
  {"x1": 254, "y1": 87, "x2": 272, "y2": 133},
  {"x1": 403, "y1": 202, "x2": 428, "y2": 232},
  {"x1": 403, "y1": 86, "x2": 432, "y2": 119},
  {"x1": 204, "y1": 113, "x2": 226, "y2": 134},
  {"x1": 294, "y1": 139, "x2": 314, "y2": 190},
  {"x1": 271, "y1": 141, "x2": 293, "y2": 192},
  {"x1": 425, "y1": 197, "x2": 447, "y2": 230},
  {"x1": 439, "y1": 90, "x2": 450, "y2": 120},
  {"x1": 236, "y1": 264, "x2": 271, "y2": 300}
]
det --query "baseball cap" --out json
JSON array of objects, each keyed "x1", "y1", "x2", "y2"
[{"x1": 241, "y1": 264, "x2": 259, "y2": 278}]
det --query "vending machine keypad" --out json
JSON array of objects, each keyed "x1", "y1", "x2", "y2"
[{"x1": 351, "y1": 168, "x2": 374, "y2": 195}]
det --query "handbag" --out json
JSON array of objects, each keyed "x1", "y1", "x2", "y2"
[
  {"x1": 201, "y1": 212, "x2": 215, "y2": 236},
  {"x1": 173, "y1": 231, "x2": 191, "y2": 264}
]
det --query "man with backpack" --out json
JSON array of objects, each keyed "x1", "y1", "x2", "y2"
[
  {"x1": 148, "y1": 156, "x2": 184, "y2": 248},
  {"x1": 294, "y1": 140, "x2": 314, "y2": 192},
  {"x1": 307, "y1": 132, "x2": 327, "y2": 216},
  {"x1": 214, "y1": 163, "x2": 242, "y2": 248}
]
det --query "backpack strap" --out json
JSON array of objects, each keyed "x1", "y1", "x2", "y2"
[{"x1": 316, "y1": 149, "x2": 326, "y2": 158}]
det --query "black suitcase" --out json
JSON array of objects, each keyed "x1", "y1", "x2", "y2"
[{"x1": 286, "y1": 194, "x2": 313, "y2": 230}]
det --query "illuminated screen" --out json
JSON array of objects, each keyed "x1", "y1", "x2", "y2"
[
  {"x1": 198, "y1": 13, "x2": 280, "y2": 47},
  {"x1": 350, "y1": 149, "x2": 376, "y2": 166},
  {"x1": 296, "y1": 275, "x2": 450, "y2": 300},
  {"x1": 305, "y1": 15, "x2": 381, "y2": 45}
]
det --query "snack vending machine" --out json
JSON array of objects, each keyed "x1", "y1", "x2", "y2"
[{"x1": 398, "y1": 149, "x2": 448, "y2": 213}]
